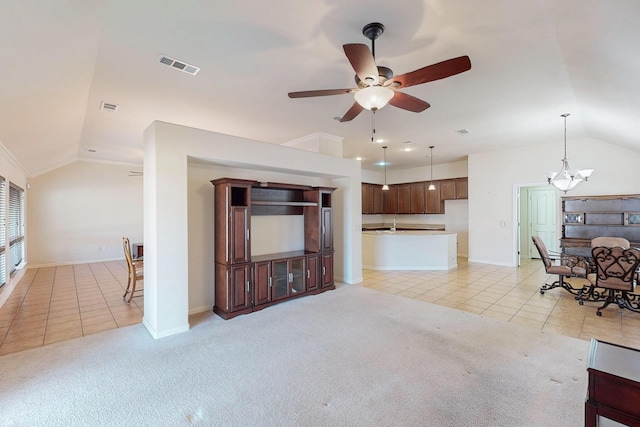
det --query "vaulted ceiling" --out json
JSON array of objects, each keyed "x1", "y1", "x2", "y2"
[{"x1": 1, "y1": 0, "x2": 639, "y2": 176}]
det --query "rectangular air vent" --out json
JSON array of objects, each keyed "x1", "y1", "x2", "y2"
[
  {"x1": 158, "y1": 55, "x2": 200, "y2": 76},
  {"x1": 100, "y1": 101, "x2": 118, "y2": 112}
]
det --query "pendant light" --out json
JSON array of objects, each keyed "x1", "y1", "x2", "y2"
[
  {"x1": 546, "y1": 113, "x2": 594, "y2": 193},
  {"x1": 428, "y1": 145, "x2": 436, "y2": 191},
  {"x1": 382, "y1": 145, "x2": 389, "y2": 191}
]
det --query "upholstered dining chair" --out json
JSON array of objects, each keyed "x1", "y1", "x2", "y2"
[
  {"x1": 532, "y1": 236, "x2": 588, "y2": 296},
  {"x1": 122, "y1": 237, "x2": 143, "y2": 303},
  {"x1": 591, "y1": 236, "x2": 630, "y2": 248},
  {"x1": 576, "y1": 237, "x2": 632, "y2": 303},
  {"x1": 587, "y1": 246, "x2": 640, "y2": 316}
]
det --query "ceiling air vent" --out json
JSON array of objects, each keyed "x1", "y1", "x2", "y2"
[
  {"x1": 158, "y1": 55, "x2": 200, "y2": 76},
  {"x1": 100, "y1": 101, "x2": 118, "y2": 112}
]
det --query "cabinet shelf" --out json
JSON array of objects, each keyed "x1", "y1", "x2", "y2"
[{"x1": 251, "y1": 200, "x2": 317, "y2": 207}]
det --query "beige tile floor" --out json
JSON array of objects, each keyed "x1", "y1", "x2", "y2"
[
  {"x1": 361, "y1": 258, "x2": 640, "y2": 349},
  {"x1": 2, "y1": 257, "x2": 640, "y2": 356},
  {"x1": 0, "y1": 261, "x2": 143, "y2": 356}
]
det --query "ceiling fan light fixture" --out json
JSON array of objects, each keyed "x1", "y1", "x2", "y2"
[{"x1": 354, "y1": 86, "x2": 394, "y2": 111}]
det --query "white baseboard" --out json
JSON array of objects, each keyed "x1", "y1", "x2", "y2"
[
  {"x1": 143, "y1": 318, "x2": 190, "y2": 339},
  {"x1": 28, "y1": 257, "x2": 124, "y2": 269}
]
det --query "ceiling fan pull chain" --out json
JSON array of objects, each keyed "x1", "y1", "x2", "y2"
[{"x1": 371, "y1": 111, "x2": 376, "y2": 142}]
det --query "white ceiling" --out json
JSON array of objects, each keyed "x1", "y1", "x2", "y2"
[{"x1": 2, "y1": 0, "x2": 639, "y2": 176}]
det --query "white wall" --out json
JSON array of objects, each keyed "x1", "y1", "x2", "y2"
[
  {"x1": 0, "y1": 143, "x2": 28, "y2": 308},
  {"x1": 468, "y1": 137, "x2": 640, "y2": 266},
  {"x1": 145, "y1": 121, "x2": 362, "y2": 338},
  {"x1": 26, "y1": 160, "x2": 143, "y2": 267}
]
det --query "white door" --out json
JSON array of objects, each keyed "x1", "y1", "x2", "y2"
[{"x1": 529, "y1": 188, "x2": 557, "y2": 257}]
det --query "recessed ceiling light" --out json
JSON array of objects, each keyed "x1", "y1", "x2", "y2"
[
  {"x1": 355, "y1": 157, "x2": 363, "y2": 161},
  {"x1": 376, "y1": 139, "x2": 384, "y2": 143},
  {"x1": 404, "y1": 148, "x2": 412, "y2": 152},
  {"x1": 456, "y1": 129, "x2": 470, "y2": 135}
]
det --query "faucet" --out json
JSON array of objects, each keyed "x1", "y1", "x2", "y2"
[{"x1": 391, "y1": 217, "x2": 396, "y2": 232}]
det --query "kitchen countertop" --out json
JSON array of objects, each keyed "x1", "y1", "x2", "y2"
[
  {"x1": 362, "y1": 230, "x2": 454, "y2": 235},
  {"x1": 361, "y1": 223, "x2": 445, "y2": 231}
]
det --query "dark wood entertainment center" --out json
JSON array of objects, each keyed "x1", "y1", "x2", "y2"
[{"x1": 211, "y1": 178, "x2": 335, "y2": 319}]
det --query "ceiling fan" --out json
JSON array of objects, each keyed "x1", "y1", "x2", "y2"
[{"x1": 288, "y1": 22, "x2": 471, "y2": 122}]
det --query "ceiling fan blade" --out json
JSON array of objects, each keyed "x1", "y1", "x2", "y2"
[
  {"x1": 288, "y1": 89, "x2": 356, "y2": 98},
  {"x1": 339, "y1": 102, "x2": 364, "y2": 122},
  {"x1": 385, "y1": 56, "x2": 471, "y2": 89},
  {"x1": 343, "y1": 43, "x2": 379, "y2": 86},
  {"x1": 389, "y1": 92, "x2": 430, "y2": 112}
]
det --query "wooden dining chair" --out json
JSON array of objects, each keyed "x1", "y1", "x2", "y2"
[
  {"x1": 587, "y1": 246, "x2": 640, "y2": 316},
  {"x1": 122, "y1": 237, "x2": 143, "y2": 303}
]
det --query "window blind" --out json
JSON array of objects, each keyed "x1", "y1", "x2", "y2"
[
  {"x1": 9, "y1": 183, "x2": 24, "y2": 275},
  {"x1": 0, "y1": 177, "x2": 5, "y2": 287}
]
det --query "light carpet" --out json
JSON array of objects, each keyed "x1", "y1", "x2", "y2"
[{"x1": 0, "y1": 284, "x2": 590, "y2": 426}]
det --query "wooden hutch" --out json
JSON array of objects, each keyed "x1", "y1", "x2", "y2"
[
  {"x1": 211, "y1": 178, "x2": 335, "y2": 319},
  {"x1": 561, "y1": 194, "x2": 640, "y2": 257}
]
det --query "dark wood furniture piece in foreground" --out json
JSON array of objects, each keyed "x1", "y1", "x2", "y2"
[
  {"x1": 211, "y1": 178, "x2": 335, "y2": 320},
  {"x1": 585, "y1": 339, "x2": 640, "y2": 427}
]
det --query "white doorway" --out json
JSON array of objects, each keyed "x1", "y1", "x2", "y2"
[{"x1": 518, "y1": 185, "x2": 557, "y2": 264}]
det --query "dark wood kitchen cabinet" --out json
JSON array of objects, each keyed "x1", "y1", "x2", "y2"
[
  {"x1": 363, "y1": 183, "x2": 384, "y2": 214},
  {"x1": 397, "y1": 184, "x2": 412, "y2": 214},
  {"x1": 383, "y1": 185, "x2": 398, "y2": 214},
  {"x1": 361, "y1": 177, "x2": 467, "y2": 215},
  {"x1": 440, "y1": 178, "x2": 468, "y2": 200},
  {"x1": 362, "y1": 183, "x2": 374, "y2": 214},
  {"x1": 410, "y1": 182, "x2": 426, "y2": 213},
  {"x1": 425, "y1": 181, "x2": 444, "y2": 214}
]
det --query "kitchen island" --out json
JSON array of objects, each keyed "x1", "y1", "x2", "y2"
[{"x1": 362, "y1": 230, "x2": 457, "y2": 270}]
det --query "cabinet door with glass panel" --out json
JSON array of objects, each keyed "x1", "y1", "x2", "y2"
[{"x1": 272, "y1": 257, "x2": 306, "y2": 301}]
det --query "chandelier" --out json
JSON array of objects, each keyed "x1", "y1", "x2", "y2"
[{"x1": 545, "y1": 113, "x2": 593, "y2": 193}]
